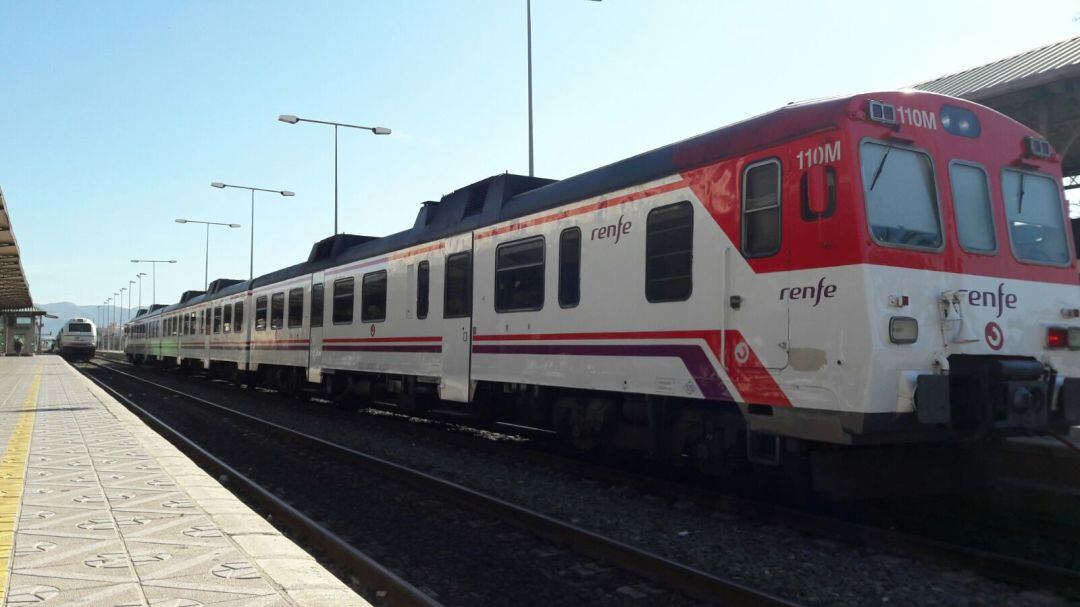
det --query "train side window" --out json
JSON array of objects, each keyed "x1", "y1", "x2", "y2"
[
  {"x1": 270, "y1": 293, "x2": 285, "y2": 330},
  {"x1": 646, "y1": 201, "x2": 694, "y2": 302},
  {"x1": 223, "y1": 304, "x2": 233, "y2": 333},
  {"x1": 558, "y1": 228, "x2": 581, "y2": 308},
  {"x1": 444, "y1": 252, "x2": 472, "y2": 319},
  {"x1": 287, "y1": 288, "x2": 304, "y2": 328},
  {"x1": 233, "y1": 302, "x2": 243, "y2": 332},
  {"x1": 183, "y1": 314, "x2": 190, "y2": 335},
  {"x1": 800, "y1": 168, "x2": 836, "y2": 220},
  {"x1": 949, "y1": 162, "x2": 996, "y2": 253},
  {"x1": 311, "y1": 283, "x2": 324, "y2": 327},
  {"x1": 213, "y1": 307, "x2": 222, "y2": 334},
  {"x1": 416, "y1": 262, "x2": 429, "y2": 320},
  {"x1": 495, "y1": 236, "x2": 544, "y2": 312},
  {"x1": 333, "y1": 277, "x2": 355, "y2": 324},
  {"x1": 190, "y1": 312, "x2": 196, "y2": 335},
  {"x1": 361, "y1": 271, "x2": 387, "y2": 323},
  {"x1": 255, "y1": 296, "x2": 268, "y2": 331},
  {"x1": 742, "y1": 159, "x2": 781, "y2": 257}
]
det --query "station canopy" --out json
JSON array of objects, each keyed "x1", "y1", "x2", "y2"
[
  {"x1": 0, "y1": 187, "x2": 34, "y2": 309},
  {"x1": 914, "y1": 35, "x2": 1080, "y2": 184}
]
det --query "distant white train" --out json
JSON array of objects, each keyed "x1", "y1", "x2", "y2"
[{"x1": 54, "y1": 317, "x2": 96, "y2": 361}]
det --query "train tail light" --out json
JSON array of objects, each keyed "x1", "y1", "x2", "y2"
[
  {"x1": 868, "y1": 100, "x2": 897, "y2": 126},
  {"x1": 889, "y1": 317, "x2": 918, "y2": 344},
  {"x1": 1025, "y1": 136, "x2": 1053, "y2": 159},
  {"x1": 1046, "y1": 327, "x2": 1069, "y2": 349}
]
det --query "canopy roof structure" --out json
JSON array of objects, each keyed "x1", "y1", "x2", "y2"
[
  {"x1": 914, "y1": 35, "x2": 1080, "y2": 183},
  {"x1": 0, "y1": 187, "x2": 34, "y2": 309}
]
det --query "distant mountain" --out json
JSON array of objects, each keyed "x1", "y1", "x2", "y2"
[{"x1": 38, "y1": 302, "x2": 134, "y2": 338}]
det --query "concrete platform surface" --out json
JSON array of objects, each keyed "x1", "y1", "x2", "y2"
[{"x1": 0, "y1": 356, "x2": 370, "y2": 607}]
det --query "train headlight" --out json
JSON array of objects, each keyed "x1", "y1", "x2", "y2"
[
  {"x1": 940, "y1": 105, "x2": 981, "y2": 138},
  {"x1": 889, "y1": 316, "x2": 918, "y2": 344},
  {"x1": 1025, "y1": 136, "x2": 1053, "y2": 159},
  {"x1": 868, "y1": 100, "x2": 897, "y2": 126}
]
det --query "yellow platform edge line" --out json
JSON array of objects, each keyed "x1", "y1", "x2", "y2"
[{"x1": 0, "y1": 366, "x2": 40, "y2": 604}]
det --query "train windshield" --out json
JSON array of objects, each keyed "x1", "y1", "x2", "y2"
[
  {"x1": 68, "y1": 322, "x2": 92, "y2": 333},
  {"x1": 860, "y1": 141, "x2": 943, "y2": 249},
  {"x1": 1001, "y1": 170, "x2": 1071, "y2": 265}
]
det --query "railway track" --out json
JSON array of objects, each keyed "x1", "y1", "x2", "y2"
[
  {"x1": 79, "y1": 358, "x2": 799, "y2": 607},
  {"x1": 87, "y1": 355, "x2": 1080, "y2": 601}
]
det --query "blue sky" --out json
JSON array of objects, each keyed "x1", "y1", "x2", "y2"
[{"x1": 2, "y1": 0, "x2": 1079, "y2": 308}]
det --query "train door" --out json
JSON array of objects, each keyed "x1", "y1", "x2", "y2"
[
  {"x1": 307, "y1": 273, "x2": 325, "y2": 383},
  {"x1": 728, "y1": 158, "x2": 789, "y2": 370},
  {"x1": 439, "y1": 234, "x2": 473, "y2": 402}
]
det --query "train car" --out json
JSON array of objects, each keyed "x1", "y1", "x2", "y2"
[
  {"x1": 126, "y1": 90, "x2": 1080, "y2": 482},
  {"x1": 55, "y1": 317, "x2": 96, "y2": 361}
]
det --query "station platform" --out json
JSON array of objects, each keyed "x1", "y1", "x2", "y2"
[{"x1": 0, "y1": 355, "x2": 370, "y2": 607}]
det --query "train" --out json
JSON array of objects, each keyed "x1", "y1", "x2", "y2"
[
  {"x1": 55, "y1": 317, "x2": 97, "y2": 361},
  {"x1": 124, "y1": 90, "x2": 1080, "y2": 487}
]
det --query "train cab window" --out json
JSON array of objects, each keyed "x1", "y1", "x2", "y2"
[
  {"x1": 416, "y1": 262, "x2": 429, "y2": 320},
  {"x1": 361, "y1": 271, "x2": 387, "y2": 323},
  {"x1": 223, "y1": 304, "x2": 233, "y2": 333},
  {"x1": 860, "y1": 141, "x2": 942, "y2": 249},
  {"x1": 495, "y1": 236, "x2": 544, "y2": 312},
  {"x1": 646, "y1": 201, "x2": 694, "y2": 302},
  {"x1": 950, "y1": 162, "x2": 996, "y2": 253},
  {"x1": 270, "y1": 293, "x2": 285, "y2": 329},
  {"x1": 444, "y1": 252, "x2": 472, "y2": 319},
  {"x1": 288, "y1": 288, "x2": 304, "y2": 328},
  {"x1": 233, "y1": 302, "x2": 243, "y2": 333},
  {"x1": 213, "y1": 307, "x2": 222, "y2": 334},
  {"x1": 559, "y1": 228, "x2": 581, "y2": 308},
  {"x1": 311, "y1": 283, "x2": 324, "y2": 327},
  {"x1": 742, "y1": 159, "x2": 781, "y2": 257},
  {"x1": 333, "y1": 278, "x2": 355, "y2": 324},
  {"x1": 1001, "y1": 170, "x2": 1071, "y2": 265},
  {"x1": 255, "y1": 296, "x2": 268, "y2": 331}
]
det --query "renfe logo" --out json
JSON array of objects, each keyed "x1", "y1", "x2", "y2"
[
  {"x1": 968, "y1": 283, "x2": 1018, "y2": 318},
  {"x1": 779, "y1": 277, "x2": 837, "y2": 307},
  {"x1": 591, "y1": 215, "x2": 632, "y2": 244}
]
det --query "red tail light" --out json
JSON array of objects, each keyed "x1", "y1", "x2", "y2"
[{"x1": 1047, "y1": 327, "x2": 1069, "y2": 349}]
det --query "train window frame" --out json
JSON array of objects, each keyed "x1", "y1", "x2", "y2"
[
  {"x1": 646, "y1": 200, "x2": 694, "y2": 303},
  {"x1": 1000, "y1": 167, "x2": 1073, "y2": 267},
  {"x1": 948, "y1": 160, "x2": 997, "y2": 255},
  {"x1": 858, "y1": 137, "x2": 946, "y2": 253},
  {"x1": 558, "y1": 228, "x2": 581, "y2": 308},
  {"x1": 495, "y1": 235, "x2": 545, "y2": 313},
  {"x1": 213, "y1": 307, "x2": 222, "y2": 334},
  {"x1": 255, "y1": 296, "x2": 268, "y2": 331},
  {"x1": 311, "y1": 283, "x2": 324, "y2": 327},
  {"x1": 361, "y1": 270, "x2": 388, "y2": 323},
  {"x1": 223, "y1": 302, "x2": 233, "y2": 333},
  {"x1": 233, "y1": 302, "x2": 243, "y2": 333},
  {"x1": 287, "y1": 288, "x2": 304, "y2": 328},
  {"x1": 741, "y1": 158, "x2": 782, "y2": 258},
  {"x1": 799, "y1": 167, "x2": 837, "y2": 221},
  {"x1": 416, "y1": 261, "x2": 430, "y2": 320},
  {"x1": 270, "y1": 292, "x2": 285, "y2": 330},
  {"x1": 443, "y1": 251, "x2": 472, "y2": 319},
  {"x1": 333, "y1": 277, "x2": 355, "y2": 325}
]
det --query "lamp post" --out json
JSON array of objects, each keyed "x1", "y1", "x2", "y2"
[
  {"x1": 131, "y1": 259, "x2": 177, "y2": 307},
  {"x1": 136, "y1": 272, "x2": 147, "y2": 310},
  {"x1": 210, "y1": 182, "x2": 294, "y2": 280},
  {"x1": 278, "y1": 115, "x2": 389, "y2": 235},
  {"x1": 525, "y1": 0, "x2": 601, "y2": 176},
  {"x1": 128, "y1": 280, "x2": 135, "y2": 319},
  {"x1": 175, "y1": 219, "x2": 241, "y2": 290},
  {"x1": 103, "y1": 300, "x2": 110, "y2": 350},
  {"x1": 119, "y1": 287, "x2": 127, "y2": 325}
]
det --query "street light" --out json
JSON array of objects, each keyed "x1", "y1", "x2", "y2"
[
  {"x1": 175, "y1": 219, "x2": 241, "y2": 290},
  {"x1": 277, "y1": 114, "x2": 390, "y2": 235},
  {"x1": 525, "y1": 0, "x2": 601, "y2": 176},
  {"x1": 131, "y1": 259, "x2": 177, "y2": 307},
  {"x1": 136, "y1": 273, "x2": 147, "y2": 311},
  {"x1": 210, "y1": 182, "x2": 294, "y2": 280},
  {"x1": 128, "y1": 280, "x2": 135, "y2": 321}
]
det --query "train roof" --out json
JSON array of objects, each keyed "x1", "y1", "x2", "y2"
[{"x1": 133, "y1": 90, "x2": 1005, "y2": 319}]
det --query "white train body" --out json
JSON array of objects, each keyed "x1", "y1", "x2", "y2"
[
  {"x1": 125, "y1": 91, "x2": 1080, "y2": 458},
  {"x1": 55, "y1": 317, "x2": 96, "y2": 361}
]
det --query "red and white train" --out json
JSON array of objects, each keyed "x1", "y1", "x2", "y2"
[{"x1": 126, "y1": 90, "x2": 1080, "y2": 475}]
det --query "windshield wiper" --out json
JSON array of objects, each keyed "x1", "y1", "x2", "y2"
[
  {"x1": 868, "y1": 143, "x2": 893, "y2": 191},
  {"x1": 1017, "y1": 171, "x2": 1026, "y2": 215}
]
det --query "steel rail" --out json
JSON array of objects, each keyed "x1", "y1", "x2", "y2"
[
  {"x1": 81, "y1": 364, "x2": 442, "y2": 607},
  {"x1": 85, "y1": 359, "x2": 800, "y2": 607}
]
